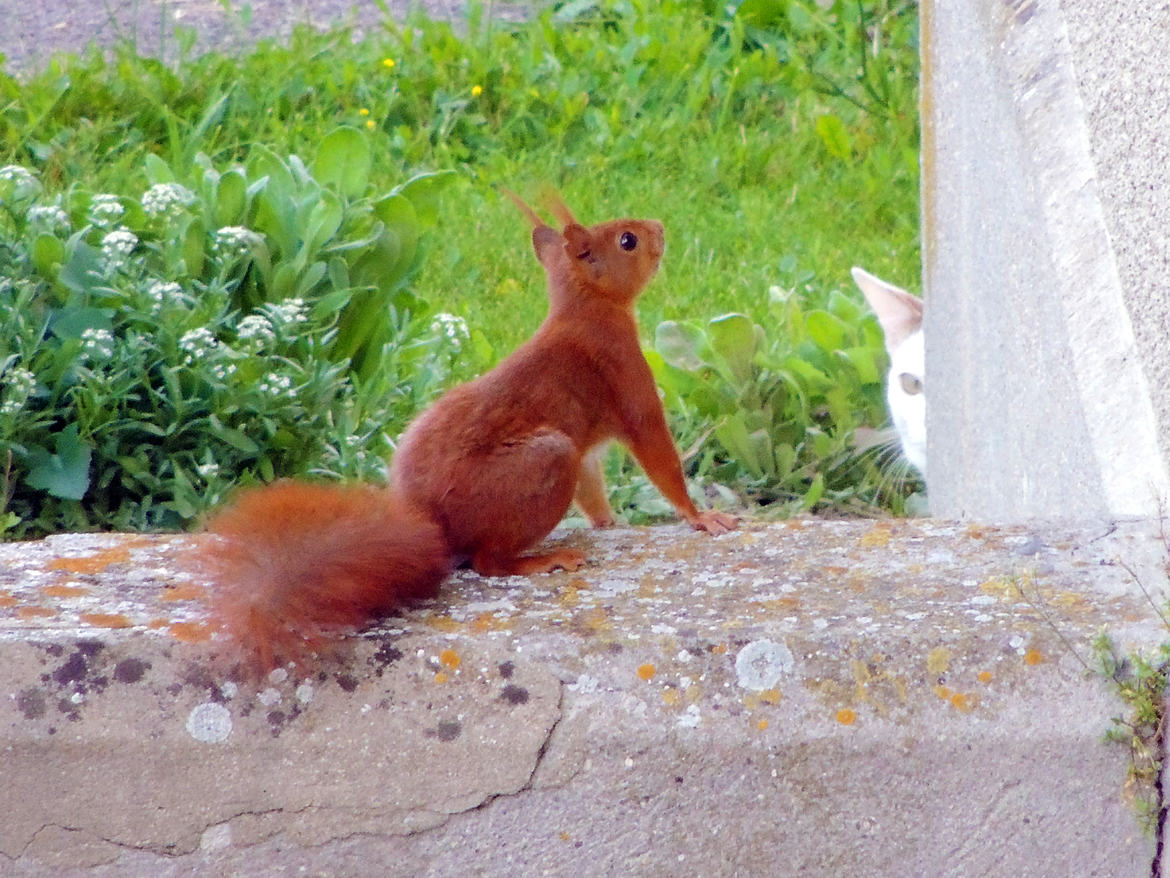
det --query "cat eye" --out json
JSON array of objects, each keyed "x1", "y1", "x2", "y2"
[
  {"x1": 619, "y1": 231, "x2": 638, "y2": 251},
  {"x1": 898, "y1": 373, "x2": 923, "y2": 395}
]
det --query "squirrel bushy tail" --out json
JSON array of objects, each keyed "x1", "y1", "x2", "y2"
[{"x1": 197, "y1": 481, "x2": 451, "y2": 671}]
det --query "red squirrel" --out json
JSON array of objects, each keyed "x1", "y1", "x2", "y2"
[{"x1": 197, "y1": 191, "x2": 738, "y2": 670}]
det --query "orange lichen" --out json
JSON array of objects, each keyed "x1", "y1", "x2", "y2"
[
  {"x1": 977, "y1": 670, "x2": 993, "y2": 684},
  {"x1": 147, "y1": 618, "x2": 169, "y2": 629},
  {"x1": 16, "y1": 606, "x2": 56, "y2": 619},
  {"x1": 42, "y1": 584, "x2": 91, "y2": 598},
  {"x1": 637, "y1": 663, "x2": 656, "y2": 681},
  {"x1": 757, "y1": 719, "x2": 769, "y2": 731},
  {"x1": 710, "y1": 643, "x2": 727, "y2": 655},
  {"x1": 933, "y1": 684, "x2": 952, "y2": 700},
  {"x1": 470, "y1": 612, "x2": 503, "y2": 633},
  {"x1": 168, "y1": 621, "x2": 213, "y2": 643},
  {"x1": 434, "y1": 671, "x2": 449, "y2": 684},
  {"x1": 0, "y1": 591, "x2": 18, "y2": 608},
  {"x1": 439, "y1": 648, "x2": 461, "y2": 669},
  {"x1": 949, "y1": 692, "x2": 976, "y2": 713},
  {"x1": 161, "y1": 584, "x2": 208, "y2": 602},
  {"x1": 836, "y1": 708, "x2": 857, "y2": 726},
  {"x1": 662, "y1": 688, "x2": 682, "y2": 707},
  {"x1": 1024, "y1": 649, "x2": 1044, "y2": 666},
  {"x1": 47, "y1": 547, "x2": 131, "y2": 575},
  {"x1": 80, "y1": 612, "x2": 133, "y2": 629}
]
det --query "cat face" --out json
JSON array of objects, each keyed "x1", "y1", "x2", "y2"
[{"x1": 850, "y1": 267, "x2": 926, "y2": 477}]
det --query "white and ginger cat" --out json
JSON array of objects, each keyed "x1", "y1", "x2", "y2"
[{"x1": 851, "y1": 266, "x2": 926, "y2": 478}]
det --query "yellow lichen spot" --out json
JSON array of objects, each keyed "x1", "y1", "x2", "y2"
[
  {"x1": 470, "y1": 612, "x2": 501, "y2": 633},
  {"x1": 168, "y1": 621, "x2": 212, "y2": 643},
  {"x1": 926, "y1": 646, "x2": 951, "y2": 675},
  {"x1": 42, "y1": 584, "x2": 91, "y2": 598},
  {"x1": 17, "y1": 605, "x2": 56, "y2": 619},
  {"x1": 710, "y1": 643, "x2": 728, "y2": 655},
  {"x1": 439, "y1": 648, "x2": 461, "y2": 669},
  {"x1": 858, "y1": 524, "x2": 893, "y2": 548},
  {"x1": 471, "y1": 85, "x2": 483, "y2": 97},
  {"x1": 977, "y1": 670, "x2": 993, "y2": 684},
  {"x1": 434, "y1": 671, "x2": 449, "y2": 684},
  {"x1": 47, "y1": 547, "x2": 131, "y2": 575},
  {"x1": 932, "y1": 684, "x2": 952, "y2": 700},
  {"x1": 559, "y1": 831, "x2": 572, "y2": 843},
  {"x1": 757, "y1": 718, "x2": 769, "y2": 731},
  {"x1": 758, "y1": 688, "x2": 782, "y2": 705},
  {"x1": 950, "y1": 692, "x2": 975, "y2": 713},
  {"x1": 662, "y1": 688, "x2": 682, "y2": 707},
  {"x1": 425, "y1": 614, "x2": 461, "y2": 633},
  {"x1": 80, "y1": 612, "x2": 133, "y2": 629},
  {"x1": 161, "y1": 584, "x2": 207, "y2": 603},
  {"x1": 382, "y1": 58, "x2": 396, "y2": 69},
  {"x1": 637, "y1": 663, "x2": 656, "y2": 681},
  {"x1": 836, "y1": 708, "x2": 857, "y2": 726},
  {"x1": 1024, "y1": 649, "x2": 1044, "y2": 666}
]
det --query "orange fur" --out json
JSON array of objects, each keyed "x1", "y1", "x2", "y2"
[{"x1": 196, "y1": 190, "x2": 737, "y2": 673}]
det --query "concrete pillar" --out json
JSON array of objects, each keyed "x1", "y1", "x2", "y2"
[{"x1": 921, "y1": 0, "x2": 1170, "y2": 522}]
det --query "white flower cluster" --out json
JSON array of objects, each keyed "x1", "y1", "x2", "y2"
[
  {"x1": 142, "y1": 182, "x2": 195, "y2": 220},
  {"x1": 81, "y1": 327, "x2": 115, "y2": 359},
  {"x1": 0, "y1": 164, "x2": 36, "y2": 185},
  {"x1": 237, "y1": 313, "x2": 275, "y2": 347},
  {"x1": 101, "y1": 229, "x2": 139, "y2": 271},
  {"x1": 27, "y1": 204, "x2": 70, "y2": 233},
  {"x1": 88, "y1": 194, "x2": 125, "y2": 228},
  {"x1": 258, "y1": 372, "x2": 295, "y2": 397},
  {"x1": 0, "y1": 164, "x2": 40, "y2": 200},
  {"x1": 146, "y1": 280, "x2": 183, "y2": 310},
  {"x1": 270, "y1": 297, "x2": 308, "y2": 326},
  {"x1": 196, "y1": 461, "x2": 220, "y2": 480},
  {"x1": 0, "y1": 366, "x2": 36, "y2": 416},
  {"x1": 430, "y1": 312, "x2": 470, "y2": 352},
  {"x1": 210, "y1": 362, "x2": 237, "y2": 381},
  {"x1": 214, "y1": 225, "x2": 263, "y2": 259},
  {"x1": 179, "y1": 327, "x2": 219, "y2": 362}
]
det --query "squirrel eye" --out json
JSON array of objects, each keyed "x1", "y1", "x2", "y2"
[{"x1": 619, "y1": 231, "x2": 638, "y2": 251}]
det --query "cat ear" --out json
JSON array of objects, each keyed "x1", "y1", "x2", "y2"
[{"x1": 851, "y1": 266, "x2": 923, "y2": 349}]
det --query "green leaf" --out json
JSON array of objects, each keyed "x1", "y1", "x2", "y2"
[
  {"x1": 31, "y1": 234, "x2": 65, "y2": 277},
  {"x1": 215, "y1": 169, "x2": 247, "y2": 227},
  {"x1": 805, "y1": 310, "x2": 848, "y2": 352},
  {"x1": 25, "y1": 426, "x2": 92, "y2": 500},
  {"x1": 815, "y1": 114, "x2": 852, "y2": 160},
  {"x1": 49, "y1": 307, "x2": 112, "y2": 339},
  {"x1": 707, "y1": 313, "x2": 757, "y2": 382},
  {"x1": 313, "y1": 126, "x2": 372, "y2": 200},
  {"x1": 654, "y1": 321, "x2": 706, "y2": 372},
  {"x1": 391, "y1": 170, "x2": 456, "y2": 224},
  {"x1": 143, "y1": 153, "x2": 176, "y2": 185}
]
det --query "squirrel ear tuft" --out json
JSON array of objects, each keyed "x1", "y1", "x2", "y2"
[
  {"x1": 542, "y1": 187, "x2": 579, "y2": 229},
  {"x1": 563, "y1": 224, "x2": 592, "y2": 260}
]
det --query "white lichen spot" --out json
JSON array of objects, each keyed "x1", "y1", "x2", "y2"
[
  {"x1": 267, "y1": 667, "x2": 288, "y2": 684},
  {"x1": 677, "y1": 704, "x2": 702, "y2": 728},
  {"x1": 200, "y1": 822, "x2": 232, "y2": 852},
  {"x1": 258, "y1": 687, "x2": 281, "y2": 706},
  {"x1": 735, "y1": 639, "x2": 795, "y2": 691},
  {"x1": 295, "y1": 682, "x2": 314, "y2": 705},
  {"x1": 187, "y1": 702, "x2": 232, "y2": 743},
  {"x1": 219, "y1": 681, "x2": 238, "y2": 700}
]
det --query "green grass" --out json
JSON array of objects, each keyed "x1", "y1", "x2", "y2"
[{"x1": 0, "y1": 0, "x2": 922, "y2": 536}]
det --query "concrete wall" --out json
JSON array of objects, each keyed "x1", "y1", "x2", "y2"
[{"x1": 921, "y1": 0, "x2": 1170, "y2": 522}]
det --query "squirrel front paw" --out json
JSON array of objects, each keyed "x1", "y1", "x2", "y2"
[{"x1": 689, "y1": 510, "x2": 738, "y2": 535}]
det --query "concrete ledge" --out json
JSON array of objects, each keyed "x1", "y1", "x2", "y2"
[{"x1": 2, "y1": 519, "x2": 1166, "y2": 875}]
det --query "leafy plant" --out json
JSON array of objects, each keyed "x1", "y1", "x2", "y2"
[
  {"x1": 648, "y1": 257, "x2": 919, "y2": 515},
  {"x1": 0, "y1": 131, "x2": 459, "y2": 537}
]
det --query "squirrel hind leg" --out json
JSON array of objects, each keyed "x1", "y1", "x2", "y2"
[{"x1": 442, "y1": 427, "x2": 582, "y2": 575}]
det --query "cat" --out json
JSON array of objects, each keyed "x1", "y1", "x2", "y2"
[{"x1": 850, "y1": 266, "x2": 926, "y2": 478}]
